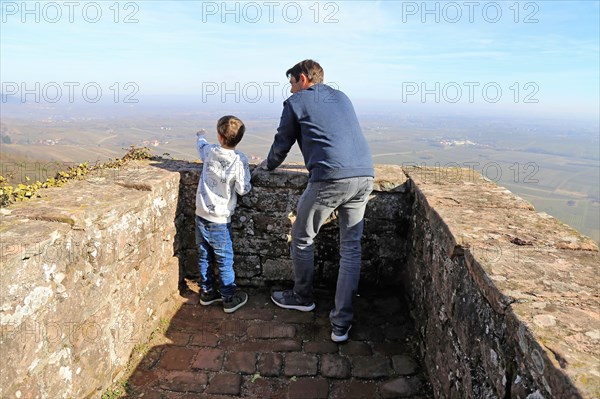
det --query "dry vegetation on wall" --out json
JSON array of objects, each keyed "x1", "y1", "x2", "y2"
[{"x1": 0, "y1": 146, "x2": 153, "y2": 206}]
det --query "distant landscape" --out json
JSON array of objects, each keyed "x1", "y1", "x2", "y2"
[{"x1": 1, "y1": 101, "x2": 598, "y2": 243}]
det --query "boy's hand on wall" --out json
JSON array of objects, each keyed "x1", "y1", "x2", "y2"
[{"x1": 196, "y1": 129, "x2": 207, "y2": 137}]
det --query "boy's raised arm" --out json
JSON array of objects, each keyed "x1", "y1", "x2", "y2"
[{"x1": 196, "y1": 129, "x2": 209, "y2": 161}]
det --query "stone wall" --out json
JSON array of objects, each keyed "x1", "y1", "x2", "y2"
[
  {"x1": 0, "y1": 163, "x2": 181, "y2": 398},
  {"x1": 402, "y1": 166, "x2": 599, "y2": 399},
  {"x1": 173, "y1": 161, "x2": 411, "y2": 289}
]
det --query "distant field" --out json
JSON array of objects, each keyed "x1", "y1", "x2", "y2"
[
  {"x1": 1, "y1": 112, "x2": 598, "y2": 243},
  {"x1": 366, "y1": 130, "x2": 599, "y2": 243}
]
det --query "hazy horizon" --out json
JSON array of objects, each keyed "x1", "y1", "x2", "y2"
[{"x1": 2, "y1": 99, "x2": 598, "y2": 243}]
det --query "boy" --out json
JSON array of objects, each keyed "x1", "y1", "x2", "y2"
[{"x1": 195, "y1": 115, "x2": 251, "y2": 313}]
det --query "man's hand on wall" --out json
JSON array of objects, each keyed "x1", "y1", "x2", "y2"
[{"x1": 252, "y1": 159, "x2": 269, "y2": 179}]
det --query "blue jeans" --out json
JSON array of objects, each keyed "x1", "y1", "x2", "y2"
[
  {"x1": 195, "y1": 215, "x2": 236, "y2": 298},
  {"x1": 291, "y1": 176, "x2": 374, "y2": 328}
]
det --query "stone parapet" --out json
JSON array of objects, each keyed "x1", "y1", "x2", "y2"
[
  {"x1": 403, "y1": 166, "x2": 599, "y2": 398},
  {"x1": 0, "y1": 162, "x2": 181, "y2": 398},
  {"x1": 170, "y1": 160, "x2": 411, "y2": 288}
]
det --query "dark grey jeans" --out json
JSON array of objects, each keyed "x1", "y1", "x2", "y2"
[{"x1": 291, "y1": 176, "x2": 374, "y2": 328}]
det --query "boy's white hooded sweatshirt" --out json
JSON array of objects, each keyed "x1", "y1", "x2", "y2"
[{"x1": 195, "y1": 135, "x2": 251, "y2": 223}]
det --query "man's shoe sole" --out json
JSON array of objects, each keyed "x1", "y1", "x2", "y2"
[
  {"x1": 331, "y1": 325, "x2": 352, "y2": 343},
  {"x1": 270, "y1": 296, "x2": 315, "y2": 312},
  {"x1": 223, "y1": 295, "x2": 248, "y2": 314}
]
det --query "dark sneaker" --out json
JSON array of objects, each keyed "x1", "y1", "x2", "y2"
[
  {"x1": 199, "y1": 290, "x2": 222, "y2": 306},
  {"x1": 223, "y1": 291, "x2": 248, "y2": 314},
  {"x1": 331, "y1": 324, "x2": 352, "y2": 343},
  {"x1": 271, "y1": 290, "x2": 315, "y2": 312}
]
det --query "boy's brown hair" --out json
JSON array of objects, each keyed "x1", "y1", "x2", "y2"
[
  {"x1": 217, "y1": 115, "x2": 245, "y2": 148},
  {"x1": 286, "y1": 59, "x2": 324, "y2": 84}
]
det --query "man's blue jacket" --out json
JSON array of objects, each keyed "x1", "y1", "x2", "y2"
[{"x1": 266, "y1": 83, "x2": 374, "y2": 182}]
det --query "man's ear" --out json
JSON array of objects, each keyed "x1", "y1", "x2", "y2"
[{"x1": 299, "y1": 73, "x2": 310, "y2": 88}]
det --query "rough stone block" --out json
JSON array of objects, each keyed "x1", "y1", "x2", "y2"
[
  {"x1": 191, "y1": 348, "x2": 224, "y2": 371},
  {"x1": 320, "y1": 354, "x2": 351, "y2": 379},
  {"x1": 235, "y1": 339, "x2": 301, "y2": 352},
  {"x1": 392, "y1": 355, "x2": 419, "y2": 376},
  {"x1": 288, "y1": 377, "x2": 329, "y2": 399},
  {"x1": 128, "y1": 370, "x2": 160, "y2": 389},
  {"x1": 351, "y1": 354, "x2": 391, "y2": 379},
  {"x1": 234, "y1": 255, "x2": 261, "y2": 278},
  {"x1": 257, "y1": 352, "x2": 283, "y2": 377},
  {"x1": 303, "y1": 341, "x2": 338, "y2": 354},
  {"x1": 263, "y1": 259, "x2": 294, "y2": 280},
  {"x1": 159, "y1": 371, "x2": 208, "y2": 392},
  {"x1": 190, "y1": 332, "x2": 219, "y2": 347},
  {"x1": 205, "y1": 373, "x2": 242, "y2": 395},
  {"x1": 380, "y1": 377, "x2": 423, "y2": 398},
  {"x1": 247, "y1": 322, "x2": 296, "y2": 339},
  {"x1": 275, "y1": 311, "x2": 314, "y2": 324},
  {"x1": 243, "y1": 376, "x2": 288, "y2": 398},
  {"x1": 250, "y1": 164, "x2": 308, "y2": 189},
  {"x1": 340, "y1": 342, "x2": 372, "y2": 356},
  {"x1": 220, "y1": 319, "x2": 248, "y2": 337},
  {"x1": 330, "y1": 380, "x2": 378, "y2": 399},
  {"x1": 284, "y1": 353, "x2": 318, "y2": 376},
  {"x1": 224, "y1": 352, "x2": 256, "y2": 374},
  {"x1": 159, "y1": 347, "x2": 198, "y2": 371}
]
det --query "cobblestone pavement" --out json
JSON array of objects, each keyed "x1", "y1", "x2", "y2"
[{"x1": 125, "y1": 284, "x2": 433, "y2": 398}]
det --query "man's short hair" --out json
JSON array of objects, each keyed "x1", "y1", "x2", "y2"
[
  {"x1": 217, "y1": 115, "x2": 245, "y2": 147},
  {"x1": 286, "y1": 59, "x2": 324, "y2": 84}
]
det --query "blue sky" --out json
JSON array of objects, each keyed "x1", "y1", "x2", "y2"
[{"x1": 1, "y1": 1, "x2": 599, "y2": 120}]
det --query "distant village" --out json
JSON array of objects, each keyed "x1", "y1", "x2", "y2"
[
  {"x1": 141, "y1": 126, "x2": 172, "y2": 147},
  {"x1": 438, "y1": 139, "x2": 490, "y2": 148},
  {"x1": 36, "y1": 138, "x2": 63, "y2": 146}
]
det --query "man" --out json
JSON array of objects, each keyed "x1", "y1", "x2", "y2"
[{"x1": 256, "y1": 59, "x2": 374, "y2": 343}]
